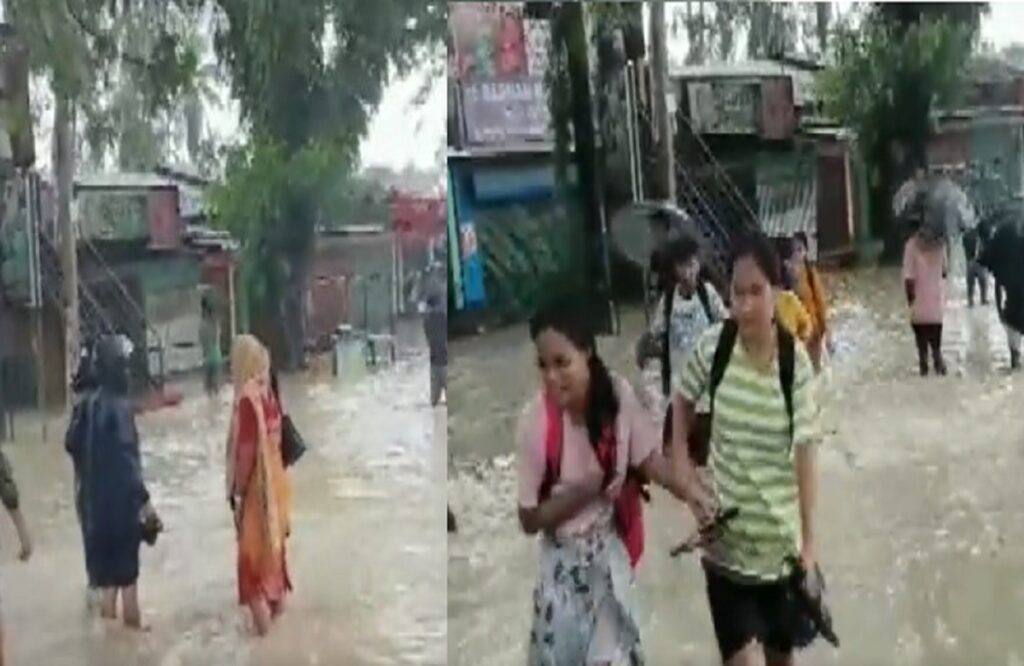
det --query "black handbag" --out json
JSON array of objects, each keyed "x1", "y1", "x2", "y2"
[{"x1": 280, "y1": 413, "x2": 307, "y2": 467}]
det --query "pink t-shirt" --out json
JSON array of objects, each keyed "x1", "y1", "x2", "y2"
[
  {"x1": 902, "y1": 235, "x2": 947, "y2": 324},
  {"x1": 516, "y1": 376, "x2": 659, "y2": 537}
]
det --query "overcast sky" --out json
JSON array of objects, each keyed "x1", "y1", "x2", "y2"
[{"x1": 21, "y1": 3, "x2": 1024, "y2": 177}]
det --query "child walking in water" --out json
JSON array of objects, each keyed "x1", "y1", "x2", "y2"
[{"x1": 903, "y1": 225, "x2": 948, "y2": 376}]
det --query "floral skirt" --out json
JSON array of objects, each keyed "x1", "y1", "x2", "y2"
[{"x1": 528, "y1": 521, "x2": 645, "y2": 666}]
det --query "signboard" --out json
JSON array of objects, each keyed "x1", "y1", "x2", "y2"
[
  {"x1": 77, "y1": 190, "x2": 149, "y2": 241},
  {"x1": 461, "y1": 78, "x2": 552, "y2": 145},
  {"x1": 450, "y1": 2, "x2": 528, "y2": 82},
  {"x1": 0, "y1": 172, "x2": 42, "y2": 307},
  {"x1": 688, "y1": 80, "x2": 760, "y2": 135},
  {"x1": 449, "y1": 2, "x2": 553, "y2": 147}
]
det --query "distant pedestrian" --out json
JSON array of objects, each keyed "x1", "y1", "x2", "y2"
[
  {"x1": 423, "y1": 294, "x2": 447, "y2": 407},
  {"x1": 790, "y1": 232, "x2": 832, "y2": 370},
  {"x1": 777, "y1": 241, "x2": 815, "y2": 350},
  {"x1": 200, "y1": 295, "x2": 223, "y2": 397},
  {"x1": 963, "y1": 225, "x2": 989, "y2": 308},
  {"x1": 980, "y1": 220, "x2": 1024, "y2": 371},
  {"x1": 903, "y1": 225, "x2": 948, "y2": 376}
]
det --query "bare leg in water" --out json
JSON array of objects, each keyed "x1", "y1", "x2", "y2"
[
  {"x1": 100, "y1": 585, "x2": 146, "y2": 630},
  {"x1": 249, "y1": 599, "x2": 272, "y2": 636}
]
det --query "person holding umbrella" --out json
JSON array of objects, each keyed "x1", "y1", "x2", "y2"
[{"x1": 980, "y1": 218, "x2": 1024, "y2": 371}]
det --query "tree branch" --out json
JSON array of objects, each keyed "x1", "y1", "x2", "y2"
[{"x1": 63, "y1": 0, "x2": 150, "y2": 70}]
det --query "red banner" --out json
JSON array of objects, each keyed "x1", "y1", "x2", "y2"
[{"x1": 390, "y1": 195, "x2": 446, "y2": 238}]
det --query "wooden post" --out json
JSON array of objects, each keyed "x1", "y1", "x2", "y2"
[
  {"x1": 650, "y1": 1, "x2": 676, "y2": 203},
  {"x1": 227, "y1": 256, "x2": 237, "y2": 340},
  {"x1": 55, "y1": 94, "x2": 78, "y2": 411}
]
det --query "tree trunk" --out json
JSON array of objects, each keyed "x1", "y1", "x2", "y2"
[
  {"x1": 749, "y1": 2, "x2": 770, "y2": 58},
  {"x1": 816, "y1": 2, "x2": 832, "y2": 55},
  {"x1": 650, "y1": 1, "x2": 676, "y2": 203},
  {"x1": 185, "y1": 92, "x2": 202, "y2": 164},
  {"x1": 560, "y1": 3, "x2": 614, "y2": 334},
  {"x1": 55, "y1": 92, "x2": 78, "y2": 409}
]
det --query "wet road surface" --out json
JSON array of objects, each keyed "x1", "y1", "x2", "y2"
[
  {"x1": 448, "y1": 260, "x2": 1024, "y2": 665},
  {"x1": 0, "y1": 333, "x2": 445, "y2": 665}
]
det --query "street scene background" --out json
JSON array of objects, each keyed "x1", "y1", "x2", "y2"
[
  {"x1": 448, "y1": 261, "x2": 1024, "y2": 665},
  {"x1": 2, "y1": 329, "x2": 445, "y2": 665}
]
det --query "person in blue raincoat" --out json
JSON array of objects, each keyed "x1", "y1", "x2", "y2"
[
  {"x1": 66, "y1": 339, "x2": 100, "y2": 602},
  {"x1": 66, "y1": 335, "x2": 161, "y2": 628}
]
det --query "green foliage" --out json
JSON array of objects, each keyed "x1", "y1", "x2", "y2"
[
  {"x1": 8, "y1": 0, "x2": 201, "y2": 104},
  {"x1": 817, "y1": 6, "x2": 985, "y2": 244},
  {"x1": 207, "y1": 134, "x2": 355, "y2": 320},
  {"x1": 208, "y1": 0, "x2": 443, "y2": 354}
]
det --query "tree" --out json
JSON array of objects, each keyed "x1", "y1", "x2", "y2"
[
  {"x1": 208, "y1": 0, "x2": 444, "y2": 368},
  {"x1": 650, "y1": 1, "x2": 674, "y2": 201},
  {"x1": 7, "y1": 0, "x2": 200, "y2": 399},
  {"x1": 818, "y1": 4, "x2": 987, "y2": 256},
  {"x1": 748, "y1": 2, "x2": 797, "y2": 59}
]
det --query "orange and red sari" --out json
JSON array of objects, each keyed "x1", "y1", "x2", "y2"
[{"x1": 230, "y1": 388, "x2": 292, "y2": 605}]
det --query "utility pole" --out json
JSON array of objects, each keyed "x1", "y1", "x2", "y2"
[
  {"x1": 650, "y1": 1, "x2": 676, "y2": 204},
  {"x1": 559, "y1": 3, "x2": 616, "y2": 334},
  {"x1": 55, "y1": 94, "x2": 78, "y2": 410}
]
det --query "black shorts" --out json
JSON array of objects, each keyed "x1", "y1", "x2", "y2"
[{"x1": 704, "y1": 561, "x2": 798, "y2": 662}]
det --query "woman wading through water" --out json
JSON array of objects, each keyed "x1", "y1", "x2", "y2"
[
  {"x1": 515, "y1": 298, "x2": 695, "y2": 665},
  {"x1": 226, "y1": 335, "x2": 293, "y2": 636},
  {"x1": 671, "y1": 233, "x2": 823, "y2": 666}
]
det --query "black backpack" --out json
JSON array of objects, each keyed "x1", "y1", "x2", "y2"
[
  {"x1": 709, "y1": 319, "x2": 797, "y2": 445},
  {"x1": 660, "y1": 281, "x2": 716, "y2": 398},
  {"x1": 661, "y1": 319, "x2": 796, "y2": 465}
]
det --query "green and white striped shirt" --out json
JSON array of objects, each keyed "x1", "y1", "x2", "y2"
[{"x1": 676, "y1": 323, "x2": 820, "y2": 581}]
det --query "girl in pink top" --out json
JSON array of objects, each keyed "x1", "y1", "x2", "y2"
[
  {"x1": 902, "y1": 227, "x2": 949, "y2": 376},
  {"x1": 517, "y1": 300, "x2": 695, "y2": 665}
]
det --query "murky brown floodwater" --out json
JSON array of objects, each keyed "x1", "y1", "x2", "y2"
[
  {"x1": 448, "y1": 248, "x2": 1024, "y2": 665},
  {"x1": 0, "y1": 329, "x2": 445, "y2": 666}
]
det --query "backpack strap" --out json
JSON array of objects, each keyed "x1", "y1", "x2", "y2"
[
  {"x1": 708, "y1": 320, "x2": 738, "y2": 419},
  {"x1": 660, "y1": 287, "x2": 675, "y2": 397},
  {"x1": 777, "y1": 323, "x2": 797, "y2": 449},
  {"x1": 538, "y1": 393, "x2": 564, "y2": 501},
  {"x1": 706, "y1": 321, "x2": 796, "y2": 450},
  {"x1": 697, "y1": 280, "x2": 715, "y2": 323}
]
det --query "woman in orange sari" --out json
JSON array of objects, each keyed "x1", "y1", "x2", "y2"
[{"x1": 225, "y1": 335, "x2": 292, "y2": 636}]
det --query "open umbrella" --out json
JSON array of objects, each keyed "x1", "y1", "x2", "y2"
[
  {"x1": 609, "y1": 201, "x2": 729, "y2": 292},
  {"x1": 893, "y1": 174, "x2": 977, "y2": 240}
]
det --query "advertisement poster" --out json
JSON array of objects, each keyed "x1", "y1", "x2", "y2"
[{"x1": 449, "y1": 2, "x2": 552, "y2": 146}]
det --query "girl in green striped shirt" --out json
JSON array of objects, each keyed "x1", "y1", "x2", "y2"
[{"x1": 671, "y1": 233, "x2": 822, "y2": 666}]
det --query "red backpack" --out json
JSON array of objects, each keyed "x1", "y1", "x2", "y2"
[{"x1": 538, "y1": 393, "x2": 646, "y2": 569}]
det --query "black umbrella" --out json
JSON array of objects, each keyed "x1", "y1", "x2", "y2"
[{"x1": 609, "y1": 201, "x2": 728, "y2": 293}]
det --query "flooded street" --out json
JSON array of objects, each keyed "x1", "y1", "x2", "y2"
[
  {"x1": 448, "y1": 259, "x2": 1024, "y2": 665},
  {"x1": 0, "y1": 329, "x2": 446, "y2": 666}
]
